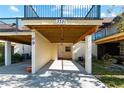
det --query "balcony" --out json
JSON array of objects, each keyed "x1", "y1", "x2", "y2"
[
  {"x1": 0, "y1": 5, "x2": 101, "y2": 32},
  {"x1": 0, "y1": 18, "x2": 30, "y2": 32},
  {"x1": 93, "y1": 26, "x2": 119, "y2": 41},
  {"x1": 93, "y1": 24, "x2": 124, "y2": 44},
  {"x1": 24, "y1": 5, "x2": 101, "y2": 19}
]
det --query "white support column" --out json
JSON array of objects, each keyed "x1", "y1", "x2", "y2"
[
  {"x1": 32, "y1": 32, "x2": 36, "y2": 74},
  {"x1": 85, "y1": 35, "x2": 92, "y2": 74},
  {"x1": 5, "y1": 41, "x2": 11, "y2": 66}
]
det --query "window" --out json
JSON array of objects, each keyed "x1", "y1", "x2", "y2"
[{"x1": 65, "y1": 46, "x2": 71, "y2": 52}]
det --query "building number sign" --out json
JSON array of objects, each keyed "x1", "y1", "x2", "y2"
[{"x1": 56, "y1": 19, "x2": 65, "y2": 24}]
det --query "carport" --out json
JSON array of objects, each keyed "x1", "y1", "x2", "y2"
[
  {"x1": 0, "y1": 20, "x2": 102, "y2": 74},
  {"x1": 22, "y1": 18, "x2": 102, "y2": 74},
  {"x1": 0, "y1": 32, "x2": 32, "y2": 71},
  {"x1": 0, "y1": 5, "x2": 102, "y2": 74},
  {"x1": 0, "y1": 18, "x2": 102, "y2": 74}
]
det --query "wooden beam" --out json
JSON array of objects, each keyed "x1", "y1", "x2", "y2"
[
  {"x1": 0, "y1": 38, "x2": 31, "y2": 45},
  {"x1": 27, "y1": 25, "x2": 93, "y2": 32},
  {"x1": 0, "y1": 36, "x2": 31, "y2": 45},
  {"x1": 0, "y1": 32, "x2": 32, "y2": 36},
  {"x1": 74, "y1": 26, "x2": 98, "y2": 43},
  {"x1": 32, "y1": 28, "x2": 90, "y2": 32}
]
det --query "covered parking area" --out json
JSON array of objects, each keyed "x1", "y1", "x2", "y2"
[
  {"x1": 95, "y1": 31, "x2": 124, "y2": 60},
  {"x1": 22, "y1": 19, "x2": 102, "y2": 74},
  {"x1": 0, "y1": 18, "x2": 102, "y2": 74},
  {"x1": 0, "y1": 31, "x2": 32, "y2": 73}
]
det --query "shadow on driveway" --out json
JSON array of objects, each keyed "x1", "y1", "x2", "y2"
[{"x1": 0, "y1": 60, "x2": 107, "y2": 88}]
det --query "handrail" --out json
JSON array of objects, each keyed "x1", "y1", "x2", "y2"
[
  {"x1": 30, "y1": 5, "x2": 39, "y2": 18},
  {"x1": 0, "y1": 18, "x2": 25, "y2": 31},
  {"x1": 84, "y1": 5, "x2": 95, "y2": 19},
  {"x1": 24, "y1": 5, "x2": 101, "y2": 19},
  {"x1": 0, "y1": 20, "x2": 16, "y2": 29},
  {"x1": 93, "y1": 26, "x2": 119, "y2": 41}
]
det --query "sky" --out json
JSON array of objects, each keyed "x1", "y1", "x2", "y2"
[{"x1": 0, "y1": 5, "x2": 123, "y2": 18}]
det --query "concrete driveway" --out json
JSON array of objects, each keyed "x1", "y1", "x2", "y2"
[{"x1": 0, "y1": 60, "x2": 106, "y2": 88}]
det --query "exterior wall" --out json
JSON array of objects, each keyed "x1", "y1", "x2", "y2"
[
  {"x1": 32, "y1": 31, "x2": 54, "y2": 73},
  {"x1": 0, "y1": 40, "x2": 31, "y2": 56},
  {"x1": 51, "y1": 43, "x2": 58, "y2": 60},
  {"x1": 14, "y1": 43, "x2": 31, "y2": 55},
  {"x1": 72, "y1": 41, "x2": 85, "y2": 61},
  {"x1": 72, "y1": 41, "x2": 97, "y2": 61},
  {"x1": 57, "y1": 43, "x2": 73, "y2": 59}
]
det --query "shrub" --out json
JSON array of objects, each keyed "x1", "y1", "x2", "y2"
[
  {"x1": 12, "y1": 53, "x2": 23, "y2": 63},
  {"x1": 0, "y1": 56, "x2": 4, "y2": 66},
  {"x1": 102, "y1": 53, "x2": 113, "y2": 66}
]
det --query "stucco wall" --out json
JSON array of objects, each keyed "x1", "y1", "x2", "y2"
[
  {"x1": 72, "y1": 41, "x2": 97, "y2": 61},
  {"x1": 51, "y1": 43, "x2": 58, "y2": 60},
  {"x1": 14, "y1": 43, "x2": 31, "y2": 55},
  {"x1": 50, "y1": 42, "x2": 97, "y2": 60},
  {"x1": 57, "y1": 43, "x2": 73, "y2": 59},
  {"x1": 31, "y1": 31, "x2": 97, "y2": 73},
  {"x1": 32, "y1": 31, "x2": 53, "y2": 73},
  {"x1": 72, "y1": 41, "x2": 85, "y2": 60}
]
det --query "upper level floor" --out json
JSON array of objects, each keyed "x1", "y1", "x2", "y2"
[
  {"x1": 93, "y1": 23, "x2": 118, "y2": 40},
  {"x1": 0, "y1": 5, "x2": 102, "y2": 44},
  {"x1": 93, "y1": 13, "x2": 124, "y2": 44},
  {"x1": 0, "y1": 5, "x2": 101, "y2": 32}
]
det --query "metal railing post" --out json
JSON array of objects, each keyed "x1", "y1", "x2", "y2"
[
  {"x1": 16, "y1": 17, "x2": 19, "y2": 31},
  {"x1": 61, "y1": 5, "x2": 63, "y2": 18},
  {"x1": 97, "y1": 5, "x2": 101, "y2": 19},
  {"x1": 24, "y1": 5, "x2": 27, "y2": 18}
]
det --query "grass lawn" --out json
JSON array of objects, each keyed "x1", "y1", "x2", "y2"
[
  {"x1": 93, "y1": 60, "x2": 124, "y2": 88},
  {"x1": 99, "y1": 75, "x2": 124, "y2": 88}
]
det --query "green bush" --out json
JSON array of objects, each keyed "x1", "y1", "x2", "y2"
[
  {"x1": 102, "y1": 54, "x2": 113, "y2": 66},
  {"x1": 0, "y1": 56, "x2": 4, "y2": 66},
  {"x1": 12, "y1": 53, "x2": 23, "y2": 63}
]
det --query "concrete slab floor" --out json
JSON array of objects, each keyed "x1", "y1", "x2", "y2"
[
  {"x1": 0, "y1": 60, "x2": 107, "y2": 88},
  {"x1": 0, "y1": 61, "x2": 31, "y2": 75}
]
